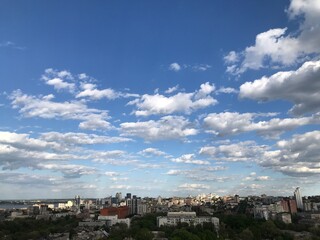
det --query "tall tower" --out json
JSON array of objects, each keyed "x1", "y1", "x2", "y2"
[
  {"x1": 294, "y1": 187, "x2": 303, "y2": 210},
  {"x1": 75, "y1": 195, "x2": 81, "y2": 208},
  {"x1": 116, "y1": 192, "x2": 122, "y2": 203}
]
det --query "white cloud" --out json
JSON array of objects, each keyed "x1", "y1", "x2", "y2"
[
  {"x1": 120, "y1": 115, "x2": 198, "y2": 141},
  {"x1": 40, "y1": 132, "x2": 132, "y2": 145},
  {"x1": 216, "y1": 87, "x2": 238, "y2": 94},
  {"x1": 0, "y1": 41, "x2": 25, "y2": 50},
  {"x1": 239, "y1": 60, "x2": 320, "y2": 115},
  {"x1": 165, "y1": 85, "x2": 179, "y2": 94},
  {"x1": 205, "y1": 166, "x2": 228, "y2": 171},
  {"x1": 37, "y1": 163, "x2": 97, "y2": 178},
  {"x1": 260, "y1": 130, "x2": 320, "y2": 177},
  {"x1": 104, "y1": 171, "x2": 120, "y2": 177},
  {"x1": 135, "y1": 163, "x2": 162, "y2": 169},
  {"x1": 130, "y1": 82, "x2": 217, "y2": 116},
  {"x1": 224, "y1": 51, "x2": 239, "y2": 64},
  {"x1": 0, "y1": 131, "x2": 80, "y2": 170},
  {"x1": 203, "y1": 111, "x2": 320, "y2": 138},
  {"x1": 76, "y1": 82, "x2": 119, "y2": 100},
  {"x1": 110, "y1": 185, "x2": 131, "y2": 190},
  {"x1": 172, "y1": 154, "x2": 210, "y2": 165},
  {"x1": 9, "y1": 90, "x2": 112, "y2": 131},
  {"x1": 79, "y1": 117, "x2": 112, "y2": 130},
  {"x1": 192, "y1": 64, "x2": 212, "y2": 71},
  {"x1": 169, "y1": 62, "x2": 181, "y2": 72},
  {"x1": 42, "y1": 68, "x2": 139, "y2": 101},
  {"x1": 255, "y1": 176, "x2": 270, "y2": 181},
  {"x1": 42, "y1": 68, "x2": 75, "y2": 92},
  {"x1": 199, "y1": 141, "x2": 267, "y2": 162},
  {"x1": 138, "y1": 148, "x2": 167, "y2": 157},
  {"x1": 225, "y1": 0, "x2": 320, "y2": 74},
  {"x1": 90, "y1": 150, "x2": 138, "y2": 166},
  {"x1": 178, "y1": 183, "x2": 210, "y2": 190},
  {"x1": 0, "y1": 131, "x2": 61, "y2": 151},
  {"x1": 166, "y1": 169, "x2": 185, "y2": 175}
]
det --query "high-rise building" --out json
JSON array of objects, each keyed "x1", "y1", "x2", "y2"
[
  {"x1": 294, "y1": 187, "x2": 303, "y2": 210},
  {"x1": 116, "y1": 192, "x2": 122, "y2": 202},
  {"x1": 126, "y1": 193, "x2": 132, "y2": 199},
  {"x1": 75, "y1": 195, "x2": 81, "y2": 207},
  {"x1": 126, "y1": 195, "x2": 146, "y2": 215}
]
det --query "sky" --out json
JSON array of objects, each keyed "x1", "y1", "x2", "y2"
[{"x1": 0, "y1": 0, "x2": 320, "y2": 199}]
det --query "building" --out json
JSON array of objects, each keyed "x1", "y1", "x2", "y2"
[
  {"x1": 126, "y1": 193, "x2": 132, "y2": 199},
  {"x1": 126, "y1": 196, "x2": 147, "y2": 215},
  {"x1": 254, "y1": 205, "x2": 270, "y2": 220},
  {"x1": 78, "y1": 221, "x2": 106, "y2": 227},
  {"x1": 98, "y1": 215, "x2": 131, "y2": 228},
  {"x1": 276, "y1": 213, "x2": 292, "y2": 224},
  {"x1": 75, "y1": 195, "x2": 81, "y2": 208},
  {"x1": 294, "y1": 187, "x2": 303, "y2": 210},
  {"x1": 280, "y1": 199, "x2": 297, "y2": 214},
  {"x1": 157, "y1": 212, "x2": 219, "y2": 231},
  {"x1": 100, "y1": 206, "x2": 129, "y2": 219},
  {"x1": 116, "y1": 192, "x2": 122, "y2": 202}
]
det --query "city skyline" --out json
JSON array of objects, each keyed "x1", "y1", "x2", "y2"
[{"x1": 1, "y1": 0, "x2": 320, "y2": 199}]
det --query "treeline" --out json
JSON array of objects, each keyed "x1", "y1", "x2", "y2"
[
  {"x1": 107, "y1": 213, "x2": 320, "y2": 240},
  {"x1": 0, "y1": 216, "x2": 79, "y2": 240}
]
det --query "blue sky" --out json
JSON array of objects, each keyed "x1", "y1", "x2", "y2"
[{"x1": 1, "y1": 0, "x2": 320, "y2": 199}]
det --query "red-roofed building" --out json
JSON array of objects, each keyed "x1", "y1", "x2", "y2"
[{"x1": 100, "y1": 206, "x2": 129, "y2": 219}]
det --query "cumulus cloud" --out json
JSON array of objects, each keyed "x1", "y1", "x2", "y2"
[
  {"x1": 169, "y1": 62, "x2": 181, "y2": 72},
  {"x1": 138, "y1": 148, "x2": 167, "y2": 157},
  {"x1": 40, "y1": 132, "x2": 132, "y2": 145},
  {"x1": 105, "y1": 171, "x2": 120, "y2": 177},
  {"x1": 243, "y1": 175, "x2": 270, "y2": 181},
  {"x1": 172, "y1": 154, "x2": 210, "y2": 165},
  {"x1": 199, "y1": 141, "x2": 267, "y2": 162},
  {"x1": 0, "y1": 131, "x2": 61, "y2": 152},
  {"x1": 42, "y1": 68, "x2": 138, "y2": 100},
  {"x1": 37, "y1": 163, "x2": 97, "y2": 178},
  {"x1": 129, "y1": 82, "x2": 217, "y2": 116},
  {"x1": 166, "y1": 169, "x2": 186, "y2": 175},
  {"x1": 216, "y1": 87, "x2": 238, "y2": 94},
  {"x1": 0, "y1": 131, "x2": 130, "y2": 176},
  {"x1": 169, "y1": 63, "x2": 211, "y2": 72},
  {"x1": 261, "y1": 130, "x2": 320, "y2": 176},
  {"x1": 225, "y1": 0, "x2": 320, "y2": 74},
  {"x1": 239, "y1": 60, "x2": 320, "y2": 115},
  {"x1": 41, "y1": 68, "x2": 76, "y2": 92},
  {"x1": 192, "y1": 64, "x2": 212, "y2": 71},
  {"x1": 203, "y1": 111, "x2": 320, "y2": 138},
  {"x1": 165, "y1": 85, "x2": 179, "y2": 94},
  {"x1": 90, "y1": 150, "x2": 139, "y2": 166},
  {"x1": 9, "y1": 90, "x2": 112, "y2": 130},
  {"x1": 120, "y1": 115, "x2": 198, "y2": 141},
  {"x1": 224, "y1": 51, "x2": 239, "y2": 64},
  {"x1": 0, "y1": 172, "x2": 63, "y2": 186},
  {"x1": 76, "y1": 82, "x2": 119, "y2": 100},
  {"x1": 0, "y1": 131, "x2": 78, "y2": 170},
  {"x1": 178, "y1": 183, "x2": 210, "y2": 190}
]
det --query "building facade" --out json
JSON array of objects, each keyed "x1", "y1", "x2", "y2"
[{"x1": 294, "y1": 187, "x2": 304, "y2": 210}]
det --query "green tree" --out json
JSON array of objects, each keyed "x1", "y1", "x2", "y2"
[
  {"x1": 134, "y1": 228, "x2": 154, "y2": 240},
  {"x1": 171, "y1": 228, "x2": 201, "y2": 240},
  {"x1": 238, "y1": 228, "x2": 254, "y2": 240}
]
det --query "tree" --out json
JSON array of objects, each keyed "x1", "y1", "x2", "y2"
[
  {"x1": 134, "y1": 228, "x2": 154, "y2": 240},
  {"x1": 171, "y1": 229, "x2": 201, "y2": 240},
  {"x1": 238, "y1": 228, "x2": 254, "y2": 240}
]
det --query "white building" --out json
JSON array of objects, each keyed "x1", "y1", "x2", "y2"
[
  {"x1": 157, "y1": 212, "x2": 219, "y2": 231},
  {"x1": 98, "y1": 215, "x2": 131, "y2": 228},
  {"x1": 294, "y1": 187, "x2": 304, "y2": 210},
  {"x1": 254, "y1": 205, "x2": 270, "y2": 220}
]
